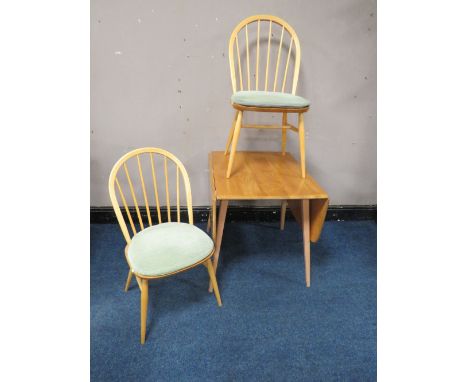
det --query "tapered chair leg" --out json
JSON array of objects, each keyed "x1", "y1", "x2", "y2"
[
  {"x1": 124, "y1": 269, "x2": 133, "y2": 292},
  {"x1": 281, "y1": 113, "x2": 288, "y2": 155},
  {"x1": 205, "y1": 259, "x2": 222, "y2": 306},
  {"x1": 140, "y1": 278, "x2": 148, "y2": 344},
  {"x1": 226, "y1": 111, "x2": 243, "y2": 178},
  {"x1": 280, "y1": 200, "x2": 287, "y2": 230},
  {"x1": 298, "y1": 113, "x2": 306, "y2": 178},
  {"x1": 224, "y1": 111, "x2": 239, "y2": 155}
]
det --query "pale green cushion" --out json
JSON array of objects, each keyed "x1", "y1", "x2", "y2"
[
  {"x1": 231, "y1": 91, "x2": 310, "y2": 108},
  {"x1": 128, "y1": 223, "x2": 214, "y2": 276}
]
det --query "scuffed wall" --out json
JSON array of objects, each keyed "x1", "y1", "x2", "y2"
[{"x1": 91, "y1": 0, "x2": 376, "y2": 206}]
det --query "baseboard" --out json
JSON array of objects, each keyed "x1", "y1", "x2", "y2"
[{"x1": 90, "y1": 205, "x2": 376, "y2": 224}]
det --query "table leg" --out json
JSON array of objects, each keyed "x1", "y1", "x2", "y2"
[
  {"x1": 302, "y1": 199, "x2": 311, "y2": 287},
  {"x1": 280, "y1": 200, "x2": 287, "y2": 230},
  {"x1": 211, "y1": 198, "x2": 217, "y2": 241},
  {"x1": 206, "y1": 212, "x2": 211, "y2": 233},
  {"x1": 209, "y1": 200, "x2": 228, "y2": 292}
]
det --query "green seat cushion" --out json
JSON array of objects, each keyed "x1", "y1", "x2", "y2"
[
  {"x1": 128, "y1": 223, "x2": 214, "y2": 276},
  {"x1": 231, "y1": 91, "x2": 310, "y2": 108}
]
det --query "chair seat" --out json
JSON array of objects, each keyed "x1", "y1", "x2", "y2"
[
  {"x1": 231, "y1": 91, "x2": 310, "y2": 109},
  {"x1": 128, "y1": 223, "x2": 214, "y2": 277}
]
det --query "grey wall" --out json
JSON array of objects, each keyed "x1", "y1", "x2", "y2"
[{"x1": 91, "y1": 0, "x2": 376, "y2": 206}]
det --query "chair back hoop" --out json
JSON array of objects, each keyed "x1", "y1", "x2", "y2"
[
  {"x1": 108, "y1": 147, "x2": 193, "y2": 244},
  {"x1": 229, "y1": 14, "x2": 301, "y2": 95}
]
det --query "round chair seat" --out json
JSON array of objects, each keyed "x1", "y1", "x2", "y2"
[
  {"x1": 231, "y1": 90, "x2": 310, "y2": 109},
  {"x1": 128, "y1": 223, "x2": 214, "y2": 277}
]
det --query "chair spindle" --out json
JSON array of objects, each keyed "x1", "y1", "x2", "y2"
[
  {"x1": 256, "y1": 20, "x2": 260, "y2": 90},
  {"x1": 124, "y1": 162, "x2": 144, "y2": 230},
  {"x1": 282, "y1": 38, "x2": 293, "y2": 93},
  {"x1": 164, "y1": 156, "x2": 171, "y2": 222},
  {"x1": 235, "y1": 36, "x2": 243, "y2": 91},
  {"x1": 264, "y1": 21, "x2": 272, "y2": 91},
  {"x1": 245, "y1": 25, "x2": 250, "y2": 90},
  {"x1": 137, "y1": 154, "x2": 152, "y2": 226},
  {"x1": 176, "y1": 167, "x2": 180, "y2": 223},
  {"x1": 115, "y1": 177, "x2": 137, "y2": 235},
  {"x1": 273, "y1": 26, "x2": 285, "y2": 92},
  {"x1": 149, "y1": 153, "x2": 162, "y2": 224}
]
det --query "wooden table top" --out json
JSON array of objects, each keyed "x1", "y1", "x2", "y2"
[{"x1": 210, "y1": 151, "x2": 328, "y2": 200}]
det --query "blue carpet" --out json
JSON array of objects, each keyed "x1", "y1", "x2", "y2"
[{"x1": 91, "y1": 221, "x2": 376, "y2": 381}]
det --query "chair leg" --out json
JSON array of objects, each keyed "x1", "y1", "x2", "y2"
[
  {"x1": 280, "y1": 200, "x2": 287, "y2": 230},
  {"x1": 205, "y1": 259, "x2": 222, "y2": 307},
  {"x1": 226, "y1": 111, "x2": 243, "y2": 178},
  {"x1": 281, "y1": 112, "x2": 287, "y2": 155},
  {"x1": 298, "y1": 113, "x2": 306, "y2": 178},
  {"x1": 210, "y1": 197, "x2": 217, "y2": 242},
  {"x1": 135, "y1": 275, "x2": 142, "y2": 291},
  {"x1": 124, "y1": 269, "x2": 133, "y2": 292},
  {"x1": 224, "y1": 111, "x2": 239, "y2": 155},
  {"x1": 140, "y1": 278, "x2": 148, "y2": 344}
]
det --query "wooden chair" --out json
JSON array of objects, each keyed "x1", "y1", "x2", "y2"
[
  {"x1": 225, "y1": 14, "x2": 310, "y2": 178},
  {"x1": 108, "y1": 147, "x2": 222, "y2": 344}
]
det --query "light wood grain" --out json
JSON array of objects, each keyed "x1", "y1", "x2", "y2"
[
  {"x1": 235, "y1": 36, "x2": 243, "y2": 91},
  {"x1": 124, "y1": 269, "x2": 133, "y2": 292},
  {"x1": 265, "y1": 20, "x2": 272, "y2": 91},
  {"x1": 273, "y1": 26, "x2": 285, "y2": 92},
  {"x1": 226, "y1": 111, "x2": 243, "y2": 178},
  {"x1": 224, "y1": 111, "x2": 239, "y2": 155},
  {"x1": 135, "y1": 274, "x2": 142, "y2": 291},
  {"x1": 124, "y1": 162, "x2": 144, "y2": 231},
  {"x1": 287, "y1": 199, "x2": 327, "y2": 244},
  {"x1": 206, "y1": 259, "x2": 222, "y2": 306},
  {"x1": 225, "y1": 15, "x2": 308, "y2": 178},
  {"x1": 212, "y1": 151, "x2": 327, "y2": 199},
  {"x1": 256, "y1": 19, "x2": 260, "y2": 90},
  {"x1": 140, "y1": 278, "x2": 148, "y2": 344},
  {"x1": 164, "y1": 156, "x2": 171, "y2": 222},
  {"x1": 109, "y1": 147, "x2": 195, "y2": 241},
  {"x1": 115, "y1": 178, "x2": 136, "y2": 237},
  {"x1": 309, "y1": 198, "x2": 329, "y2": 242},
  {"x1": 302, "y1": 200, "x2": 311, "y2": 287},
  {"x1": 209, "y1": 151, "x2": 328, "y2": 288},
  {"x1": 150, "y1": 153, "x2": 162, "y2": 224},
  {"x1": 281, "y1": 113, "x2": 288, "y2": 154},
  {"x1": 245, "y1": 25, "x2": 250, "y2": 90},
  {"x1": 209, "y1": 200, "x2": 228, "y2": 292},
  {"x1": 228, "y1": 15, "x2": 302, "y2": 94},
  {"x1": 282, "y1": 37, "x2": 293, "y2": 92},
  {"x1": 242, "y1": 123, "x2": 295, "y2": 129},
  {"x1": 109, "y1": 148, "x2": 220, "y2": 344},
  {"x1": 298, "y1": 113, "x2": 306, "y2": 178},
  {"x1": 209, "y1": 153, "x2": 217, "y2": 241},
  {"x1": 176, "y1": 167, "x2": 180, "y2": 222},
  {"x1": 137, "y1": 154, "x2": 152, "y2": 226}
]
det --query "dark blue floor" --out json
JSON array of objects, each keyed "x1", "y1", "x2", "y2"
[{"x1": 91, "y1": 220, "x2": 376, "y2": 381}]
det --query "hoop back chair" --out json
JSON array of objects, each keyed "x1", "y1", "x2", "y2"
[
  {"x1": 108, "y1": 147, "x2": 222, "y2": 344},
  {"x1": 225, "y1": 15, "x2": 310, "y2": 178}
]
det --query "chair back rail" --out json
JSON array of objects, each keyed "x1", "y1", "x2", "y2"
[
  {"x1": 109, "y1": 148, "x2": 193, "y2": 244},
  {"x1": 229, "y1": 15, "x2": 301, "y2": 95}
]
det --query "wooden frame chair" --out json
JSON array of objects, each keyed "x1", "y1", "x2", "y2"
[
  {"x1": 108, "y1": 147, "x2": 222, "y2": 344},
  {"x1": 225, "y1": 14, "x2": 310, "y2": 178}
]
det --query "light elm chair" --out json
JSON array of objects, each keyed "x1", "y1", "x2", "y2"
[
  {"x1": 225, "y1": 15, "x2": 310, "y2": 178},
  {"x1": 108, "y1": 147, "x2": 222, "y2": 344}
]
